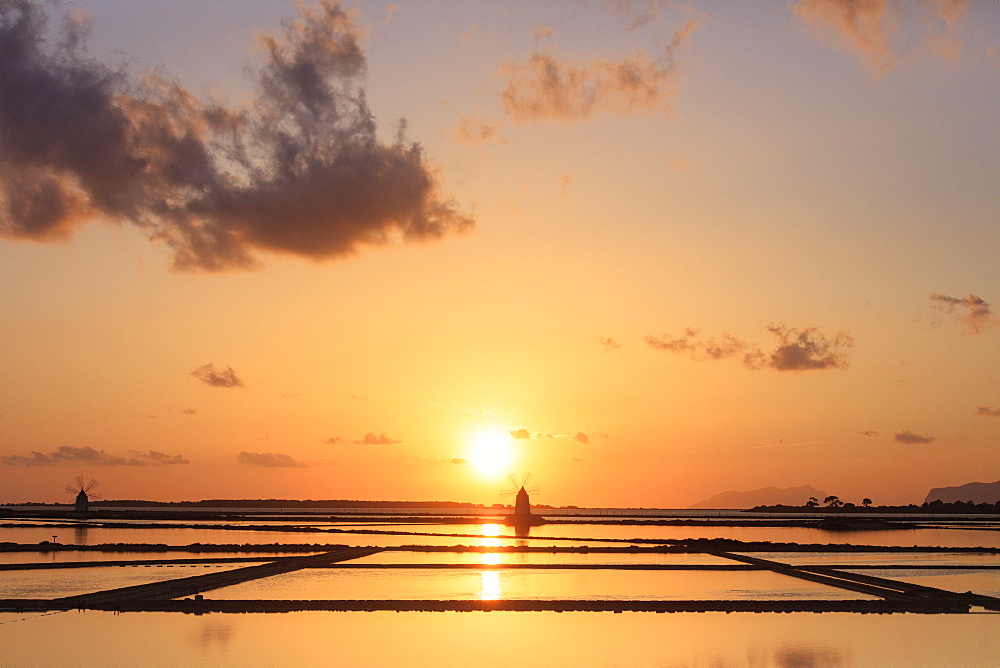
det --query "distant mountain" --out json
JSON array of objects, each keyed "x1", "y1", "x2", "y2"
[
  {"x1": 924, "y1": 480, "x2": 1000, "y2": 504},
  {"x1": 689, "y1": 485, "x2": 828, "y2": 510}
]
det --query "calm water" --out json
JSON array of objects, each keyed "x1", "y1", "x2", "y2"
[
  {"x1": 3, "y1": 521, "x2": 997, "y2": 548},
  {"x1": 2, "y1": 516, "x2": 997, "y2": 666},
  {"x1": 1, "y1": 610, "x2": 996, "y2": 667}
]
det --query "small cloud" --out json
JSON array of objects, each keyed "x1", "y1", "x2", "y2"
[
  {"x1": 383, "y1": 3, "x2": 399, "y2": 27},
  {"x1": 894, "y1": 430, "x2": 935, "y2": 444},
  {"x1": 509, "y1": 427, "x2": 531, "y2": 439},
  {"x1": 236, "y1": 451, "x2": 309, "y2": 468},
  {"x1": 599, "y1": 336, "x2": 621, "y2": 351},
  {"x1": 858, "y1": 430, "x2": 878, "y2": 437},
  {"x1": 324, "y1": 436, "x2": 345, "y2": 444},
  {"x1": 975, "y1": 407, "x2": 1000, "y2": 417},
  {"x1": 191, "y1": 363, "x2": 244, "y2": 388},
  {"x1": 929, "y1": 293, "x2": 992, "y2": 334},
  {"x1": 533, "y1": 26, "x2": 552, "y2": 41},
  {"x1": 460, "y1": 23, "x2": 479, "y2": 46},
  {"x1": 750, "y1": 324, "x2": 853, "y2": 371},
  {"x1": 450, "y1": 457, "x2": 468, "y2": 465},
  {"x1": 559, "y1": 173, "x2": 572, "y2": 195},
  {"x1": 354, "y1": 432, "x2": 402, "y2": 445},
  {"x1": 1, "y1": 445, "x2": 189, "y2": 467},
  {"x1": 464, "y1": 408, "x2": 493, "y2": 418},
  {"x1": 454, "y1": 117, "x2": 507, "y2": 145},
  {"x1": 572, "y1": 432, "x2": 591, "y2": 444},
  {"x1": 181, "y1": 408, "x2": 197, "y2": 415}
]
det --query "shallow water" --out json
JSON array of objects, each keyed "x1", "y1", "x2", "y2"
[
  {"x1": 1, "y1": 609, "x2": 996, "y2": 667},
  {"x1": 3, "y1": 521, "x2": 996, "y2": 549},
  {"x1": 204, "y1": 567, "x2": 876, "y2": 602},
  {"x1": 0, "y1": 564, "x2": 237, "y2": 599}
]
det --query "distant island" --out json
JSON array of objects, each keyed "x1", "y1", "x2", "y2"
[
  {"x1": 924, "y1": 480, "x2": 1000, "y2": 505},
  {"x1": 689, "y1": 485, "x2": 828, "y2": 510}
]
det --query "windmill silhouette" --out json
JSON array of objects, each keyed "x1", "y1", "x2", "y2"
[
  {"x1": 65, "y1": 476, "x2": 101, "y2": 514},
  {"x1": 501, "y1": 473, "x2": 543, "y2": 526}
]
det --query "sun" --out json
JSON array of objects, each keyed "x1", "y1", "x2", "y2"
[{"x1": 469, "y1": 431, "x2": 512, "y2": 477}]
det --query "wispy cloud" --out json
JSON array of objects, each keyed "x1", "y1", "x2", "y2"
[
  {"x1": 464, "y1": 408, "x2": 493, "y2": 418},
  {"x1": 236, "y1": 451, "x2": 309, "y2": 467},
  {"x1": 1, "y1": 445, "x2": 189, "y2": 467},
  {"x1": 929, "y1": 293, "x2": 992, "y2": 334},
  {"x1": 191, "y1": 363, "x2": 244, "y2": 388},
  {"x1": 894, "y1": 430, "x2": 935, "y2": 444},
  {"x1": 181, "y1": 408, "x2": 197, "y2": 415},
  {"x1": 0, "y1": 0, "x2": 472, "y2": 271},
  {"x1": 354, "y1": 432, "x2": 401, "y2": 445},
  {"x1": 975, "y1": 406, "x2": 1000, "y2": 417},
  {"x1": 792, "y1": 0, "x2": 967, "y2": 73},
  {"x1": 598, "y1": 336, "x2": 621, "y2": 351},
  {"x1": 324, "y1": 436, "x2": 345, "y2": 444},
  {"x1": 499, "y1": 17, "x2": 696, "y2": 123},
  {"x1": 454, "y1": 117, "x2": 507, "y2": 145},
  {"x1": 858, "y1": 430, "x2": 878, "y2": 437},
  {"x1": 645, "y1": 324, "x2": 852, "y2": 371}
]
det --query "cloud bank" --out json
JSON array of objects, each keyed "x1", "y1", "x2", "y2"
[
  {"x1": 1, "y1": 445, "x2": 189, "y2": 466},
  {"x1": 0, "y1": 0, "x2": 473, "y2": 270}
]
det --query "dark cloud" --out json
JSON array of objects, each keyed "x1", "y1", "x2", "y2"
[
  {"x1": 508, "y1": 427, "x2": 531, "y2": 439},
  {"x1": 858, "y1": 430, "x2": 878, "y2": 437},
  {"x1": 354, "y1": 432, "x2": 401, "y2": 445},
  {"x1": 929, "y1": 293, "x2": 992, "y2": 334},
  {"x1": 975, "y1": 407, "x2": 1000, "y2": 417},
  {"x1": 572, "y1": 431, "x2": 590, "y2": 444},
  {"x1": 894, "y1": 430, "x2": 935, "y2": 444},
  {"x1": 752, "y1": 324, "x2": 853, "y2": 371},
  {"x1": 324, "y1": 436, "x2": 345, "y2": 444},
  {"x1": 0, "y1": 0, "x2": 473, "y2": 270},
  {"x1": 236, "y1": 451, "x2": 309, "y2": 467},
  {"x1": 191, "y1": 363, "x2": 244, "y2": 388},
  {"x1": 1, "y1": 445, "x2": 189, "y2": 466},
  {"x1": 598, "y1": 337, "x2": 621, "y2": 351}
]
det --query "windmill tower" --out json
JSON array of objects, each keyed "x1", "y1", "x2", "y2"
[
  {"x1": 65, "y1": 477, "x2": 100, "y2": 514},
  {"x1": 502, "y1": 473, "x2": 543, "y2": 526}
]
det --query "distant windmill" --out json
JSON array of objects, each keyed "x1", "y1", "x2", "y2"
[
  {"x1": 501, "y1": 473, "x2": 540, "y2": 521},
  {"x1": 65, "y1": 476, "x2": 101, "y2": 514}
]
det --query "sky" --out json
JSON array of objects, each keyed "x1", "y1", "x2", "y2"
[{"x1": 1, "y1": 0, "x2": 997, "y2": 507}]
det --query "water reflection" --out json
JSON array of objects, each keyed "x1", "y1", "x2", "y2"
[
  {"x1": 476, "y1": 571, "x2": 502, "y2": 600},
  {"x1": 74, "y1": 524, "x2": 89, "y2": 545}
]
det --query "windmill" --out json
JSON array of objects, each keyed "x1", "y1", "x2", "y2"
[
  {"x1": 65, "y1": 476, "x2": 101, "y2": 514},
  {"x1": 501, "y1": 473, "x2": 540, "y2": 521}
]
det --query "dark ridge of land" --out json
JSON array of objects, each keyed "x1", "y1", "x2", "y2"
[
  {"x1": 3, "y1": 540, "x2": 998, "y2": 554},
  {"x1": 748, "y1": 501, "x2": 1000, "y2": 514},
  {"x1": 0, "y1": 598, "x2": 970, "y2": 614}
]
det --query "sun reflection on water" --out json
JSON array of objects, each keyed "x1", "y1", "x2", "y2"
[{"x1": 478, "y1": 524, "x2": 503, "y2": 598}]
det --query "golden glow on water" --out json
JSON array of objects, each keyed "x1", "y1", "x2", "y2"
[
  {"x1": 476, "y1": 571, "x2": 502, "y2": 600},
  {"x1": 480, "y1": 523, "x2": 502, "y2": 549},
  {"x1": 481, "y1": 553, "x2": 501, "y2": 566}
]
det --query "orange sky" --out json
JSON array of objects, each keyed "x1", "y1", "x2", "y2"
[{"x1": 1, "y1": 0, "x2": 997, "y2": 507}]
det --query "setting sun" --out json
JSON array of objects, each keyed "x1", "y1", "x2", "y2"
[{"x1": 469, "y1": 432, "x2": 512, "y2": 477}]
